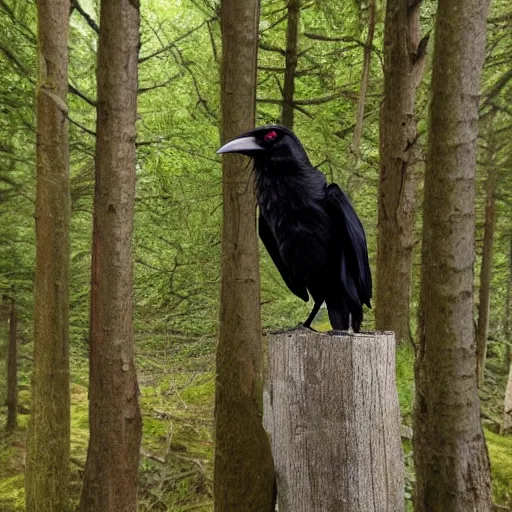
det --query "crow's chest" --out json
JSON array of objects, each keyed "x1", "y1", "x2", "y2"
[{"x1": 259, "y1": 195, "x2": 331, "y2": 271}]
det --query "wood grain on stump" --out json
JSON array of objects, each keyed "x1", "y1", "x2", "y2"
[{"x1": 264, "y1": 330, "x2": 404, "y2": 512}]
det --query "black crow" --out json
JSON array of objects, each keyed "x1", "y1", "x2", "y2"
[{"x1": 217, "y1": 125, "x2": 372, "y2": 332}]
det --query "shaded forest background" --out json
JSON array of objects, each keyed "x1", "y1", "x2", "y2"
[{"x1": 0, "y1": 0, "x2": 511, "y2": 510}]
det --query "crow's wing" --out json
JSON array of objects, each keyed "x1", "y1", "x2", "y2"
[
  {"x1": 258, "y1": 214, "x2": 309, "y2": 302},
  {"x1": 325, "y1": 184, "x2": 372, "y2": 308}
]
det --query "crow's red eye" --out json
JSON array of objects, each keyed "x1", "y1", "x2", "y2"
[{"x1": 264, "y1": 130, "x2": 278, "y2": 142}]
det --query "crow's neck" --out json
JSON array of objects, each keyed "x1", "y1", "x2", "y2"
[{"x1": 253, "y1": 158, "x2": 326, "y2": 215}]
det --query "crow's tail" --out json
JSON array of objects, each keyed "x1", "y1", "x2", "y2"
[
  {"x1": 325, "y1": 297, "x2": 363, "y2": 332},
  {"x1": 325, "y1": 297, "x2": 349, "y2": 331}
]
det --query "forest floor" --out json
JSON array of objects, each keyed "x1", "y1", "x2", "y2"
[{"x1": 0, "y1": 324, "x2": 511, "y2": 511}]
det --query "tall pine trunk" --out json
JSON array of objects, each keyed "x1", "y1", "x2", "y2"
[
  {"x1": 476, "y1": 122, "x2": 497, "y2": 385},
  {"x1": 413, "y1": 0, "x2": 492, "y2": 509},
  {"x1": 26, "y1": 0, "x2": 70, "y2": 509},
  {"x1": 79, "y1": 1, "x2": 142, "y2": 510},
  {"x1": 282, "y1": 0, "x2": 300, "y2": 129},
  {"x1": 214, "y1": 0, "x2": 275, "y2": 510},
  {"x1": 375, "y1": 0, "x2": 425, "y2": 345},
  {"x1": 6, "y1": 298, "x2": 17, "y2": 432}
]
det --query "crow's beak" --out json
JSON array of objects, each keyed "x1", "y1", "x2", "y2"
[{"x1": 216, "y1": 136, "x2": 264, "y2": 154}]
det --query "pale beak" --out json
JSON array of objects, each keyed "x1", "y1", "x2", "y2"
[{"x1": 216, "y1": 136, "x2": 264, "y2": 154}]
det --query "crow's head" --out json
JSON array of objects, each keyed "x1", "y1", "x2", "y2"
[{"x1": 217, "y1": 125, "x2": 310, "y2": 169}]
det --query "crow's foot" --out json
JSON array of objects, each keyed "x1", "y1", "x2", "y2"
[{"x1": 327, "y1": 329, "x2": 352, "y2": 336}]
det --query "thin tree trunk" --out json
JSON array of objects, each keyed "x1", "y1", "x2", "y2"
[
  {"x1": 214, "y1": 0, "x2": 275, "y2": 510},
  {"x1": 501, "y1": 234, "x2": 512, "y2": 434},
  {"x1": 26, "y1": 0, "x2": 70, "y2": 509},
  {"x1": 476, "y1": 123, "x2": 497, "y2": 386},
  {"x1": 79, "y1": 1, "x2": 142, "y2": 510},
  {"x1": 375, "y1": 0, "x2": 426, "y2": 345},
  {"x1": 503, "y1": 355, "x2": 512, "y2": 435},
  {"x1": 352, "y1": 0, "x2": 376, "y2": 156},
  {"x1": 505, "y1": 235, "x2": 512, "y2": 367},
  {"x1": 282, "y1": 0, "x2": 300, "y2": 129},
  {"x1": 413, "y1": 0, "x2": 492, "y2": 509},
  {"x1": 6, "y1": 298, "x2": 17, "y2": 432}
]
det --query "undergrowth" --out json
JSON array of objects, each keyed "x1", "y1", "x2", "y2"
[{"x1": 0, "y1": 325, "x2": 510, "y2": 511}]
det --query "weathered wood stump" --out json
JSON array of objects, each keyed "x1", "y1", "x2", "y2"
[{"x1": 263, "y1": 330, "x2": 404, "y2": 512}]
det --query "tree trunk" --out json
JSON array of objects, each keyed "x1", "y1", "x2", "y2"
[
  {"x1": 501, "y1": 234, "x2": 512, "y2": 434},
  {"x1": 352, "y1": 0, "x2": 376, "y2": 156},
  {"x1": 375, "y1": 0, "x2": 426, "y2": 345},
  {"x1": 26, "y1": 0, "x2": 70, "y2": 509},
  {"x1": 413, "y1": 0, "x2": 493, "y2": 509},
  {"x1": 503, "y1": 360, "x2": 512, "y2": 435},
  {"x1": 264, "y1": 330, "x2": 404, "y2": 512},
  {"x1": 282, "y1": 0, "x2": 300, "y2": 129},
  {"x1": 505, "y1": 235, "x2": 512, "y2": 367},
  {"x1": 6, "y1": 298, "x2": 17, "y2": 432},
  {"x1": 476, "y1": 123, "x2": 497, "y2": 386},
  {"x1": 214, "y1": 0, "x2": 275, "y2": 510},
  {"x1": 78, "y1": 1, "x2": 142, "y2": 511}
]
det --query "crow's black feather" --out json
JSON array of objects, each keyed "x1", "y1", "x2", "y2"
[{"x1": 258, "y1": 214, "x2": 309, "y2": 302}]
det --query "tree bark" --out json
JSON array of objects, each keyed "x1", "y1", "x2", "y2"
[
  {"x1": 476, "y1": 122, "x2": 497, "y2": 386},
  {"x1": 413, "y1": 0, "x2": 493, "y2": 509},
  {"x1": 264, "y1": 331, "x2": 404, "y2": 512},
  {"x1": 26, "y1": 0, "x2": 70, "y2": 510},
  {"x1": 501, "y1": 234, "x2": 512, "y2": 434},
  {"x1": 282, "y1": 0, "x2": 300, "y2": 129},
  {"x1": 214, "y1": 0, "x2": 275, "y2": 510},
  {"x1": 78, "y1": 1, "x2": 142, "y2": 511},
  {"x1": 375, "y1": 0, "x2": 426, "y2": 345},
  {"x1": 352, "y1": 0, "x2": 376, "y2": 156},
  {"x1": 505, "y1": 234, "x2": 512, "y2": 367},
  {"x1": 503, "y1": 359, "x2": 512, "y2": 435},
  {"x1": 6, "y1": 298, "x2": 17, "y2": 432}
]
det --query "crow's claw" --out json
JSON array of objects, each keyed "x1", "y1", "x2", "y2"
[{"x1": 327, "y1": 329, "x2": 352, "y2": 336}]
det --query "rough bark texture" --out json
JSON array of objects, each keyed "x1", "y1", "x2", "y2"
[
  {"x1": 476, "y1": 125, "x2": 497, "y2": 386},
  {"x1": 352, "y1": 0, "x2": 376, "y2": 155},
  {"x1": 264, "y1": 331, "x2": 404, "y2": 512},
  {"x1": 6, "y1": 299, "x2": 17, "y2": 432},
  {"x1": 26, "y1": 0, "x2": 70, "y2": 509},
  {"x1": 78, "y1": 1, "x2": 142, "y2": 511},
  {"x1": 413, "y1": 0, "x2": 493, "y2": 509},
  {"x1": 282, "y1": 0, "x2": 300, "y2": 129},
  {"x1": 375, "y1": 0, "x2": 425, "y2": 345},
  {"x1": 213, "y1": 1, "x2": 275, "y2": 510}
]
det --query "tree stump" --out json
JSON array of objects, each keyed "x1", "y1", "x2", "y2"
[{"x1": 263, "y1": 330, "x2": 404, "y2": 512}]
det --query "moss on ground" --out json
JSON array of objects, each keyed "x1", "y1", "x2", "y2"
[
  {"x1": 486, "y1": 429, "x2": 512, "y2": 507},
  {"x1": 0, "y1": 475, "x2": 25, "y2": 511}
]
